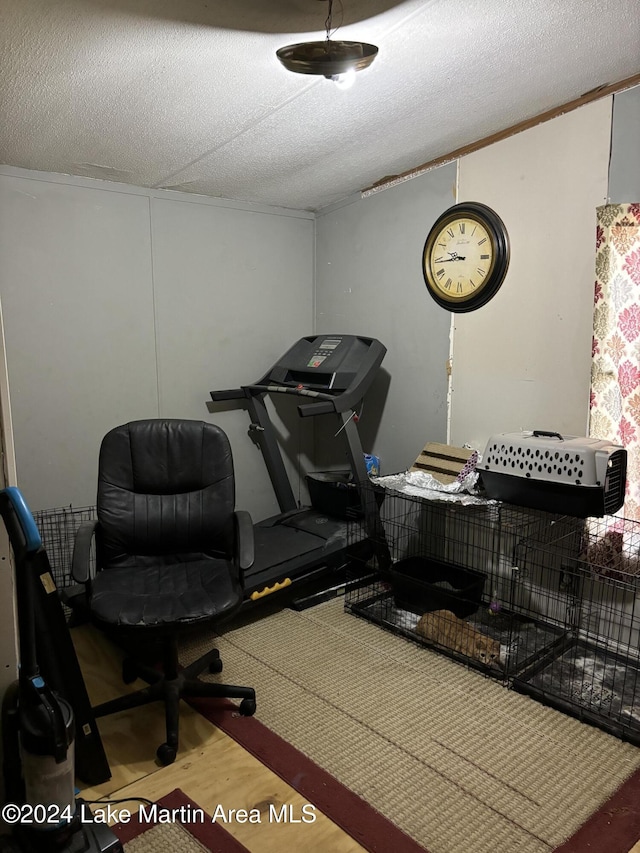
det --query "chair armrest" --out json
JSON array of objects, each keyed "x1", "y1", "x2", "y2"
[
  {"x1": 71, "y1": 519, "x2": 98, "y2": 584},
  {"x1": 234, "y1": 510, "x2": 254, "y2": 573}
]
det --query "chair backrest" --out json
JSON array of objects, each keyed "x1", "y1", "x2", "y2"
[{"x1": 96, "y1": 419, "x2": 236, "y2": 569}]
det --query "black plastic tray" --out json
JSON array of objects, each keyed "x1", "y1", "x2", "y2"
[{"x1": 390, "y1": 556, "x2": 486, "y2": 618}]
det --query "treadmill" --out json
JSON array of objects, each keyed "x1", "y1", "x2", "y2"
[{"x1": 210, "y1": 334, "x2": 390, "y2": 605}]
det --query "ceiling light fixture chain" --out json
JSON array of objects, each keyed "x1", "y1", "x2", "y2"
[
  {"x1": 324, "y1": 0, "x2": 333, "y2": 39},
  {"x1": 323, "y1": 0, "x2": 343, "y2": 42}
]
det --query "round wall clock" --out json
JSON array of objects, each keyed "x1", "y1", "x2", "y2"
[{"x1": 422, "y1": 202, "x2": 510, "y2": 313}]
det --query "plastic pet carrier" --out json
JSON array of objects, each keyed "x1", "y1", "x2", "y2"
[{"x1": 480, "y1": 430, "x2": 626, "y2": 517}]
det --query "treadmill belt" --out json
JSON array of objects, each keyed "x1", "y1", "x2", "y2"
[{"x1": 251, "y1": 525, "x2": 326, "y2": 571}]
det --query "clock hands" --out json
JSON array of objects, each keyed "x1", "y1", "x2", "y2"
[{"x1": 436, "y1": 251, "x2": 466, "y2": 262}]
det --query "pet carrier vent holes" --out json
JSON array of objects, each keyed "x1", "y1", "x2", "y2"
[{"x1": 485, "y1": 444, "x2": 585, "y2": 479}]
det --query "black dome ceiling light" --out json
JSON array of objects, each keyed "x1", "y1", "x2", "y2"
[{"x1": 276, "y1": 0, "x2": 378, "y2": 89}]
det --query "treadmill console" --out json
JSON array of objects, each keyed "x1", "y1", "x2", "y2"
[
  {"x1": 261, "y1": 335, "x2": 383, "y2": 392},
  {"x1": 210, "y1": 334, "x2": 386, "y2": 417}
]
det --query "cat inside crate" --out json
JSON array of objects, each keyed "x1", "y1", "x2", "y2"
[{"x1": 416, "y1": 609, "x2": 505, "y2": 669}]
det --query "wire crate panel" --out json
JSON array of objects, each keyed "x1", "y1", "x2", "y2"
[
  {"x1": 347, "y1": 483, "x2": 568, "y2": 622},
  {"x1": 32, "y1": 505, "x2": 96, "y2": 591},
  {"x1": 346, "y1": 582, "x2": 507, "y2": 677},
  {"x1": 346, "y1": 577, "x2": 566, "y2": 681},
  {"x1": 514, "y1": 514, "x2": 640, "y2": 653},
  {"x1": 508, "y1": 513, "x2": 640, "y2": 742},
  {"x1": 511, "y1": 519, "x2": 585, "y2": 628},
  {"x1": 513, "y1": 639, "x2": 640, "y2": 745},
  {"x1": 347, "y1": 483, "x2": 640, "y2": 744},
  {"x1": 579, "y1": 575, "x2": 640, "y2": 657},
  {"x1": 477, "y1": 607, "x2": 568, "y2": 678},
  {"x1": 346, "y1": 486, "x2": 569, "y2": 681}
]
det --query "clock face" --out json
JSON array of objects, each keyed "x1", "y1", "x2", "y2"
[
  {"x1": 422, "y1": 203, "x2": 510, "y2": 313},
  {"x1": 428, "y1": 217, "x2": 495, "y2": 300}
]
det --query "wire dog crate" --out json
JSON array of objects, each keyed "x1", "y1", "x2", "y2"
[
  {"x1": 32, "y1": 505, "x2": 96, "y2": 619},
  {"x1": 511, "y1": 515, "x2": 640, "y2": 744},
  {"x1": 346, "y1": 483, "x2": 640, "y2": 745}
]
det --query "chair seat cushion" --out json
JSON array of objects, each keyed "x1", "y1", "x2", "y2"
[{"x1": 90, "y1": 558, "x2": 244, "y2": 628}]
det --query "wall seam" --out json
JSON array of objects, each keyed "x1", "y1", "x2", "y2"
[
  {"x1": 148, "y1": 196, "x2": 162, "y2": 417},
  {"x1": 446, "y1": 162, "x2": 460, "y2": 444}
]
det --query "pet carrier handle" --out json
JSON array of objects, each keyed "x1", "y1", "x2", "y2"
[{"x1": 532, "y1": 430, "x2": 564, "y2": 440}]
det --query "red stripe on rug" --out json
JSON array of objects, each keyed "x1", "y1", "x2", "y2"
[
  {"x1": 553, "y1": 764, "x2": 640, "y2": 853},
  {"x1": 189, "y1": 698, "x2": 428, "y2": 853},
  {"x1": 112, "y1": 788, "x2": 251, "y2": 852}
]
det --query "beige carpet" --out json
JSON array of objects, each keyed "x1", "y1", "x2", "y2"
[
  {"x1": 124, "y1": 822, "x2": 206, "y2": 852},
  {"x1": 180, "y1": 598, "x2": 640, "y2": 853},
  {"x1": 113, "y1": 789, "x2": 251, "y2": 853}
]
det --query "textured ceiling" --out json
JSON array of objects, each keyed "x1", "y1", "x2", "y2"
[{"x1": 1, "y1": 0, "x2": 639, "y2": 211}]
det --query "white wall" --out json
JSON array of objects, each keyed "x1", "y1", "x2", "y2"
[
  {"x1": 0, "y1": 172, "x2": 159, "y2": 510},
  {"x1": 449, "y1": 98, "x2": 612, "y2": 452},
  {"x1": 0, "y1": 91, "x2": 628, "y2": 510},
  {"x1": 315, "y1": 164, "x2": 456, "y2": 476},
  {"x1": 0, "y1": 167, "x2": 314, "y2": 519},
  {"x1": 150, "y1": 195, "x2": 316, "y2": 515}
]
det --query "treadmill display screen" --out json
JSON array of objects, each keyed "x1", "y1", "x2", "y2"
[
  {"x1": 255, "y1": 334, "x2": 384, "y2": 393},
  {"x1": 306, "y1": 338, "x2": 343, "y2": 371}
]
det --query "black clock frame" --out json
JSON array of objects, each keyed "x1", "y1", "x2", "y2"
[{"x1": 422, "y1": 201, "x2": 510, "y2": 313}]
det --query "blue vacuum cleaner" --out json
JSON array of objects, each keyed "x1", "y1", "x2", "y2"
[{"x1": 0, "y1": 487, "x2": 122, "y2": 853}]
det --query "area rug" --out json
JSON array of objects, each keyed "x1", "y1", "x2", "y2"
[
  {"x1": 180, "y1": 598, "x2": 640, "y2": 853},
  {"x1": 113, "y1": 788, "x2": 251, "y2": 852},
  {"x1": 200, "y1": 701, "x2": 640, "y2": 853},
  {"x1": 189, "y1": 698, "x2": 426, "y2": 853}
]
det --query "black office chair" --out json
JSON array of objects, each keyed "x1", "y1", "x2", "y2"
[{"x1": 72, "y1": 419, "x2": 256, "y2": 766}]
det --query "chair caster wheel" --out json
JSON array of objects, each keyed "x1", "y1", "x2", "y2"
[
  {"x1": 208, "y1": 658, "x2": 223, "y2": 674},
  {"x1": 239, "y1": 698, "x2": 256, "y2": 716},
  {"x1": 122, "y1": 658, "x2": 138, "y2": 684},
  {"x1": 156, "y1": 743, "x2": 177, "y2": 766}
]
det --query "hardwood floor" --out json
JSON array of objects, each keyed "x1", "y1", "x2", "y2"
[{"x1": 73, "y1": 623, "x2": 366, "y2": 852}]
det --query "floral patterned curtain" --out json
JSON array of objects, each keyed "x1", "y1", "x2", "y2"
[{"x1": 590, "y1": 203, "x2": 640, "y2": 520}]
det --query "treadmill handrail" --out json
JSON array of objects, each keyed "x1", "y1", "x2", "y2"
[
  {"x1": 243, "y1": 384, "x2": 335, "y2": 401},
  {"x1": 245, "y1": 384, "x2": 339, "y2": 417},
  {"x1": 210, "y1": 388, "x2": 248, "y2": 402},
  {"x1": 210, "y1": 384, "x2": 339, "y2": 417},
  {"x1": 297, "y1": 400, "x2": 335, "y2": 417}
]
